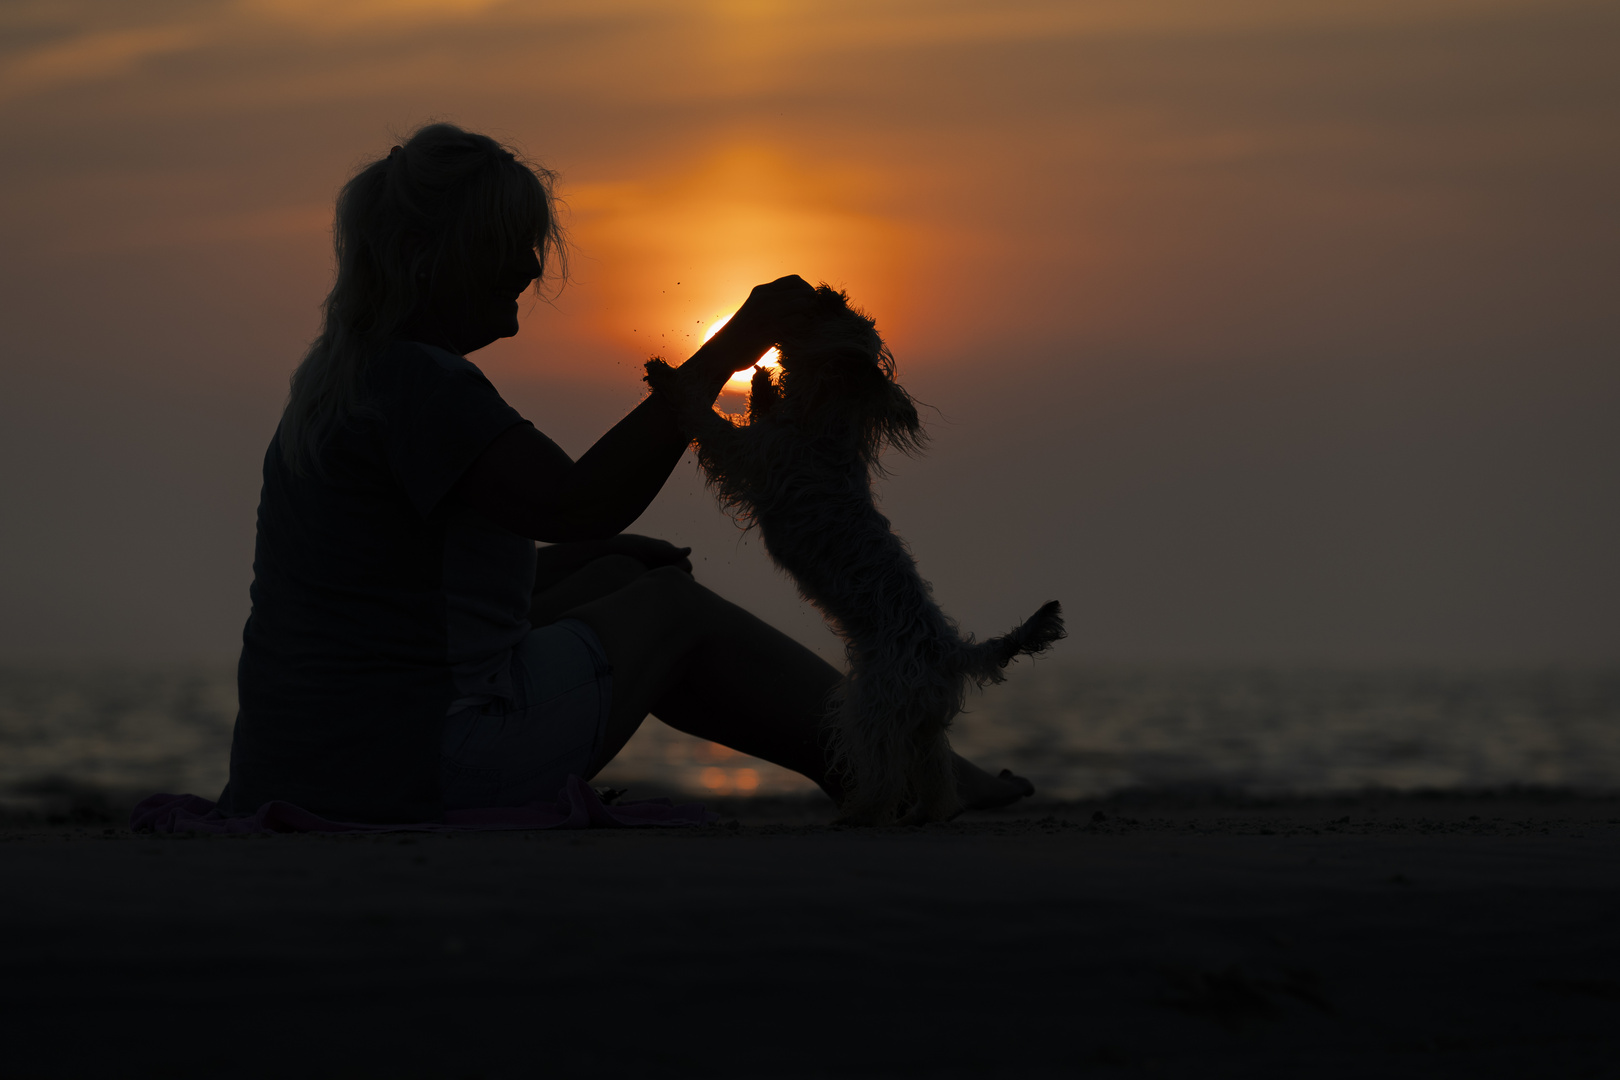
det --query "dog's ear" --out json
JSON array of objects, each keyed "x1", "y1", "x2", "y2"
[
  {"x1": 859, "y1": 353, "x2": 924, "y2": 459},
  {"x1": 798, "y1": 347, "x2": 923, "y2": 461}
]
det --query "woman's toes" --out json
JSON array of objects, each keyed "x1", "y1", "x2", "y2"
[
  {"x1": 961, "y1": 769, "x2": 1035, "y2": 810},
  {"x1": 998, "y1": 768, "x2": 1036, "y2": 799}
]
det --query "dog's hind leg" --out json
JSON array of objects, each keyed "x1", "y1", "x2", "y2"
[
  {"x1": 827, "y1": 679, "x2": 917, "y2": 826},
  {"x1": 896, "y1": 732, "x2": 961, "y2": 824}
]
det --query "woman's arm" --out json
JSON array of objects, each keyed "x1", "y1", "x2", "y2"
[
  {"x1": 450, "y1": 276, "x2": 812, "y2": 540},
  {"x1": 450, "y1": 395, "x2": 683, "y2": 542}
]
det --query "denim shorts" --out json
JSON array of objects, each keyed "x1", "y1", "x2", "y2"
[{"x1": 439, "y1": 618, "x2": 614, "y2": 810}]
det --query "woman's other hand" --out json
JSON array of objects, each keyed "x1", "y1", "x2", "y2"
[
  {"x1": 532, "y1": 535, "x2": 693, "y2": 592},
  {"x1": 602, "y1": 534, "x2": 693, "y2": 573}
]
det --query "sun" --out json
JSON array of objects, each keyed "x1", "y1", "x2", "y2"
[{"x1": 704, "y1": 314, "x2": 780, "y2": 391}]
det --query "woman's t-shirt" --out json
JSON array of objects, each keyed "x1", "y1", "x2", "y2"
[{"x1": 220, "y1": 341, "x2": 533, "y2": 822}]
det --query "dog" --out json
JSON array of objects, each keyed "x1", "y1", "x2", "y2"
[{"x1": 645, "y1": 286, "x2": 1065, "y2": 824}]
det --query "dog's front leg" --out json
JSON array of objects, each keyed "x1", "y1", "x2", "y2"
[
  {"x1": 644, "y1": 359, "x2": 742, "y2": 437},
  {"x1": 748, "y1": 367, "x2": 782, "y2": 419},
  {"x1": 644, "y1": 357, "x2": 756, "y2": 488}
]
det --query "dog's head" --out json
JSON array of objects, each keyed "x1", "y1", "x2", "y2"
[{"x1": 765, "y1": 286, "x2": 923, "y2": 462}]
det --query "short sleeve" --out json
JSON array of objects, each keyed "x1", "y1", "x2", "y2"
[{"x1": 370, "y1": 341, "x2": 528, "y2": 518}]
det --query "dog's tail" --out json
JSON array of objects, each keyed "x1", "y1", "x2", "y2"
[{"x1": 960, "y1": 600, "x2": 1066, "y2": 686}]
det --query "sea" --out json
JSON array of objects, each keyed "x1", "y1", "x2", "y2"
[{"x1": 2, "y1": 660, "x2": 1618, "y2": 816}]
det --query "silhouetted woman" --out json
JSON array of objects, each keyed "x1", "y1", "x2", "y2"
[{"x1": 220, "y1": 123, "x2": 1030, "y2": 822}]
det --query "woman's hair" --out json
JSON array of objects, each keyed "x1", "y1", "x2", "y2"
[{"x1": 279, "y1": 122, "x2": 566, "y2": 476}]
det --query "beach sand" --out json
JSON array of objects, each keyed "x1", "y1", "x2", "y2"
[{"x1": 3, "y1": 791, "x2": 1619, "y2": 1078}]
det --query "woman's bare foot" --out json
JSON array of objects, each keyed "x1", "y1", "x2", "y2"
[{"x1": 953, "y1": 756, "x2": 1036, "y2": 811}]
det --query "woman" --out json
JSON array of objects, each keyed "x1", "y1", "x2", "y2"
[{"x1": 220, "y1": 123, "x2": 1031, "y2": 822}]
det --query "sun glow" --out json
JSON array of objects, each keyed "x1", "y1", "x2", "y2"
[{"x1": 704, "y1": 313, "x2": 781, "y2": 391}]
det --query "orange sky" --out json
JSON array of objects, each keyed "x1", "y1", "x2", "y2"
[{"x1": 1, "y1": 0, "x2": 1616, "y2": 661}]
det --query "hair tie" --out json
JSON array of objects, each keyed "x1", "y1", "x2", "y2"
[{"x1": 388, "y1": 145, "x2": 402, "y2": 159}]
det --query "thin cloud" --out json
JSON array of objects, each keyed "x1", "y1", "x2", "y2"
[{"x1": 0, "y1": 24, "x2": 206, "y2": 101}]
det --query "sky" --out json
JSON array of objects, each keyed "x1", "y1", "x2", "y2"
[{"x1": 0, "y1": 0, "x2": 1616, "y2": 664}]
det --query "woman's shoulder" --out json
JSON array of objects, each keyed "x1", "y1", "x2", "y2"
[
  {"x1": 380, "y1": 339, "x2": 483, "y2": 375},
  {"x1": 369, "y1": 340, "x2": 500, "y2": 398},
  {"x1": 364, "y1": 339, "x2": 520, "y2": 436}
]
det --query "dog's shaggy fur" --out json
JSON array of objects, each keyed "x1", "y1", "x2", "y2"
[{"x1": 645, "y1": 286, "x2": 1065, "y2": 825}]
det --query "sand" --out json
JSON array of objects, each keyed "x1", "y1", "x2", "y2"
[{"x1": 3, "y1": 791, "x2": 1619, "y2": 1078}]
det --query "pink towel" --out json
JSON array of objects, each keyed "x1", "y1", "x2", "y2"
[{"x1": 130, "y1": 775, "x2": 717, "y2": 834}]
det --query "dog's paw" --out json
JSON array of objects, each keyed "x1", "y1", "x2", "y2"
[{"x1": 643, "y1": 357, "x2": 678, "y2": 389}]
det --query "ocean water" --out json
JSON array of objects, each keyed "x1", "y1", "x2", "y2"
[{"x1": 2, "y1": 660, "x2": 1617, "y2": 815}]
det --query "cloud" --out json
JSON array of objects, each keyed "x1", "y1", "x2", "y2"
[
  {"x1": 237, "y1": 0, "x2": 516, "y2": 35},
  {"x1": 6, "y1": 0, "x2": 1584, "y2": 111},
  {"x1": 81, "y1": 204, "x2": 333, "y2": 255},
  {"x1": 0, "y1": 23, "x2": 206, "y2": 101}
]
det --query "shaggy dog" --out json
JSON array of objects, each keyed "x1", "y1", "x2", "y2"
[{"x1": 645, "y1": 286, "x2": 1065, "y2": 825}]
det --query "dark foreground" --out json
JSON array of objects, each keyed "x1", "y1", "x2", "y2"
[{"x1": 3, "y1": 791, "x2": 1619, "y2": 1078}]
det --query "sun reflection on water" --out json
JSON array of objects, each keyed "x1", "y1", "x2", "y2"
[
  {"x1": 700, "y1": 766, "x2": 760, "y2": 795},
  {"x1": 685, "y1": 741, "x2": 762, "y2": 792},
  {"x1": 595, "y1": 735, "x2": 807, "y2": 797}
]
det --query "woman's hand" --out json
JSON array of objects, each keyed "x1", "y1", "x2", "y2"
[
  {"x1": 714, "y1": 275, "x2": 817, "y2": 365},
  {"x1": 532, "y1": 535, "x2": 694, "y2": 589},
  {"x1": 602, "y1": 534, "x2": 693, "y2": 573},
  {"x1": 673, "y1": 275, "x2": 817, "y2": 400},
  {"x1": 455, "y1": 278, "x2": 820, "y2": 545}
]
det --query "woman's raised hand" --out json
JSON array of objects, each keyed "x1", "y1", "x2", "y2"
[
  {"x1": 669, "y1": 275, "x2": 817, "y2": 403},
  {"x1": 718, "y1": 275, "x2": 817, "y2": 365},
  {"x1": 602, "y1": 534, "x2": 693, "y2": 573}
]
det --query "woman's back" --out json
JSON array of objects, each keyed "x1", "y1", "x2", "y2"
[{"x1": 224, "y1": 340, "x2": 531, "y2": 821}]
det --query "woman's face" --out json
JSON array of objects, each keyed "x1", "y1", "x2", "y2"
[
  {"x1": 484, "y1": 244, "x2": 543, "y2": 340},
  {"x1": 411, "y1": 242, "x2": 542, "y2": 355}
]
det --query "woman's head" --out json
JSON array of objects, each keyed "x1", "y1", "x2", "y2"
[
  {"x1": 335, "y1": 123, "x2": 565, "y2": 348},
  {"x1": 282, "y1": 122, "x2": 565, "y2": 474}
]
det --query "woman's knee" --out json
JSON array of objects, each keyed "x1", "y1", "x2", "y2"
[
  {"x1": 583, "y1": 553, "x2": 650, "y2": 584},
  {"x1": 638, "y1": 562, "x2": 704, "y2": 600},
  {"x1": 530, "y1": 554, "x2": 654, "y2": 626},
  {"x1": 569, "y1": 563, "x2": 721, "y2": 650},
  {"x1": 613, "y1": 563, "x2": 721, "y2": 623},
  {"x1": 568, "y1": 564, "x2": 712, "y2": 674}
]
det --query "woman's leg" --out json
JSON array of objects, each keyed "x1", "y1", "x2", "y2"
[
  {"x1": 563, "y1": 566, "x2": 1032, "y2": 810},
  {"x1": 530, "y1": 553, "x2": 651, "y2": 627},
  {"x1": 565, "y1": 567, "x2": 837, "y2": 793}
]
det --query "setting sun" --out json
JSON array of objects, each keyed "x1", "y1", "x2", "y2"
[{"x1": 704, "y1": 314, "x2": 781, "y2": 391}]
